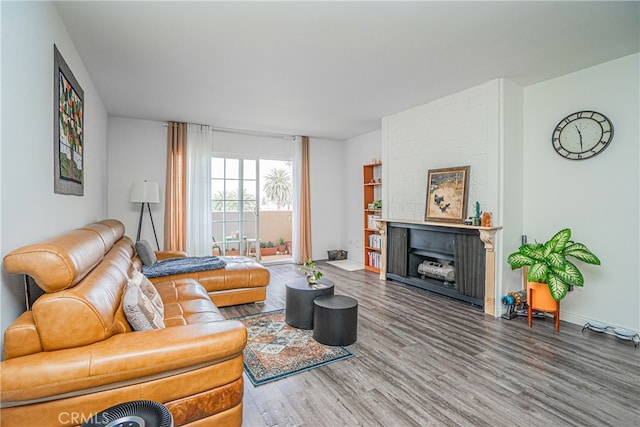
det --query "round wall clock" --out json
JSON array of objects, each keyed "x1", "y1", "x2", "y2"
[{"x1": 551, "y1": 111, "x2": 614, "y2": 160}]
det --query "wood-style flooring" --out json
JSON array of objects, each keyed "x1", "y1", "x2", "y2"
[{"x1": 219, "y1": 262, "x2": 640, "y2": 427}]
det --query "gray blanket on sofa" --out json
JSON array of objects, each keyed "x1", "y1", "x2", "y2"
[{"x1": 142, "y1": 256, "x2": 227, "y2": 278}]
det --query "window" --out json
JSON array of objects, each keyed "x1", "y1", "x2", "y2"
[
  {"x1": 211, "y1": 156, "x2": 293, "y2": 262},
  {"x1": 211, "y1": 157, "x2": 257, "y2": 256}
]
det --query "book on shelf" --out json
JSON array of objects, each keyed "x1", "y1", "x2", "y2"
[
  {"x1": 368, "y1": 234, "x2": 382, "y2": 249},
  {"x1": 367, "y1": 214, "x2": 381, "y2": 230},
  {"x1": 367, "y1": 251, "x2": 381, "y2": 268}
]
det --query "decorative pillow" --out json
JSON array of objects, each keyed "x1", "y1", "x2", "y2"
[
  {"x1": 123, "y1": 283, "x2": 165, "y2": 331},
  {"x1": 130, "y1": 271, "x2": 164, "y2": 317},
  {"x1": 135, "y1": 240, "x2": 157, "y2": 266}
]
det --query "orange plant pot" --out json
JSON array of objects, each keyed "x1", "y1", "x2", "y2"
[
  {"x1": 261, "y1": 247, "x2": 277, "y2": 256},
  {"x1": 527, "y1": 281, "x2": 557, "y2": 311},
  {"x1": 526, "y1": 281, "x2": 560, "y2": 332}
]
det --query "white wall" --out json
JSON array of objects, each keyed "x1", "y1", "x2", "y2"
[
  {"x1": 107, "y1": 117, "x2": 167, "y2": 246},
  {"x1": 107, "y1": 118, "x2": 343, "y2": 261},
  {"x1": 1, "y1": 2, "x2": 108, "y2": 356},
  {"x1": 521, "y1": 54, "x2": 639, "y2": 330},
  {"x1": 382, "y1": 80, "x2": 501, "y2": 224},
  {"x1": 308, "y1": 138, "x2": 346, "y2": 261},
  {"x1": 499, "y1": 80, "x2": 525, "y2": 298},
  {"x1": 344, "y1": 130, "x2": 382, "y2": 264}
]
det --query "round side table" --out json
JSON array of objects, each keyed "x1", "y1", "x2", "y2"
[
  {"x1": 285, "y1": 278, "x2": 335, "y2": 329},
  {"x1": 313, "y1": 295, "x2": 358, "y2": 346}
]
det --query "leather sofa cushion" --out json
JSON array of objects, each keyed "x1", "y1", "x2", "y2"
[
  {"x1": 30, "y1": 239, "x2": 134, "y2": 351},
  {"x1": 3, "y1": 220, "x2": 125, "y2": 293},
  {"x1": 2, "y1": 311, "x2": 42, "y2": 359},
  {"x1": 155, "y1": 279, "x2": 226, "y2": 326},
  {"x1": 80, "y1": 220, "x2": 125, "y2": 250},
  {"x1": 0, "y1": 320, "x2": 246, "y2": 404}
]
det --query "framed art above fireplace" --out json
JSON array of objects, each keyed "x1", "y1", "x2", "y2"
[{"x1": 424, "y1": 165, "x2": 469, "y2": 223}]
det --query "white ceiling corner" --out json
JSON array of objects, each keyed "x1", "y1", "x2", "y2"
[{"x1": 54, "y1": 1, "x2": 640, "y2": 141}]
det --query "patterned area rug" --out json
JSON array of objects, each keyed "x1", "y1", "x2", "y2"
[{"x1": 236, "y1": 309, "x2": 354, "y2": 386}]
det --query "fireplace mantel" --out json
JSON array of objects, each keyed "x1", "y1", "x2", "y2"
[{"x1": 376, "y1": 219, "x2": 502, "y2": 316}]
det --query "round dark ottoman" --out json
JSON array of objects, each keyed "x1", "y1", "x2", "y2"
[
  {"x1": 285, "y1": 278, "x2": 335, "y2": 329},
  {"x1": 313, "y1": 295, "x2": 358, "y2": 346}
]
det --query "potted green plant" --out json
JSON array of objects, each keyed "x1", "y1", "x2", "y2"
[
  {"x1": 507, "y1": 228, "x2": 601, "y2": 302},
  {"x1": 298, "y1": 259, "x2": 323, "y2": 284},
  {"x1": 277, "y1": 237, "x2": 286, "y2": 254},
  {"x1": 472, "y1": 201, "x2": 482, "y2": 226},
  {"x1": 261, "y1": 241, "x2": 277, "y2": 256}
]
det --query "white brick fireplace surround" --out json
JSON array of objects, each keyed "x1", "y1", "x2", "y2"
[{"x1": 379, "y1": 78, "x2": 524, "y2": 316}]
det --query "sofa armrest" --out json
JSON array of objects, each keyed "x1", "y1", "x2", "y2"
[
  {"x1": 0, "y1": 320, "x2": 246, "y2": 404},
  {"x1": 155, "y1": 250, "x2": 188, "y2": 260}
]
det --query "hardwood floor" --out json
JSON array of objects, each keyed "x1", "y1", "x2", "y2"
[{"x1": 219, "y1": 262, "x2": 640, "y2": 427}]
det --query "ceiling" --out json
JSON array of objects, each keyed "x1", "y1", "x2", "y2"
[{"x1": 55, "y1": 1, "x2": 640, "y2": 141}]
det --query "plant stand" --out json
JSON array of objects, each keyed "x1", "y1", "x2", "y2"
[{"x1": 527, "y1": 282, "x2": 560, "y2": 333}]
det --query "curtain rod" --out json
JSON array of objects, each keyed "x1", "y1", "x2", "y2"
[{"x1": 163, "y1": 121, "x2": 296, "y2": 141}]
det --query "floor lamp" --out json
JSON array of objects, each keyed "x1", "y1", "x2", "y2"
[{"x1": 130, "y1": 180, "x2": 160, "y2": 250}]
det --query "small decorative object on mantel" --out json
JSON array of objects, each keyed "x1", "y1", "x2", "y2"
[
  {"x1": 472, "y1": 201, "x2": 482, "y2": 226},
  {"x1": 299, "y1": 259, "x2": 323, "y2": 285},
  {"x1": 481, "y1": 212, "x2": 492, "y2": 227},
  {"x1": 424, "y1": 165, "x2": 470, "y2": 223}
]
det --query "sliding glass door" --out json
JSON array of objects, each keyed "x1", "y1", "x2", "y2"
[
  {"x1": 258, "y1": 159, "x2": 293, "y2": 263},
  {"x1": 211, "y1": 157, "x2": 259, "y2": 257},
  {"x1": 211, "y1": 156, "x2": 293, "y2": 263}
]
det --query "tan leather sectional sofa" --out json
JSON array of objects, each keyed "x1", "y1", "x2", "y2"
[{"x1": 0, "y1": 219, "x2": 270, "y2": 426}]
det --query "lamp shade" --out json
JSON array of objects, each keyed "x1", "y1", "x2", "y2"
[{"x1": 130, "y1": 180, "x2": 160, "y2": 203}]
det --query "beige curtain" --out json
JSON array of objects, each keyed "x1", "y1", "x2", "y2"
[
  {"x1": 299, "y1": 136, "x2": 312, "y2": 261},
  {"x1": 164, "y1": 122, "x2": 187, "y2": 251}
]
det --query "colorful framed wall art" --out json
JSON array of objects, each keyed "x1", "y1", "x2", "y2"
[{"x1": 53, "y1": 44, "x2": 84, "y2": 196}]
